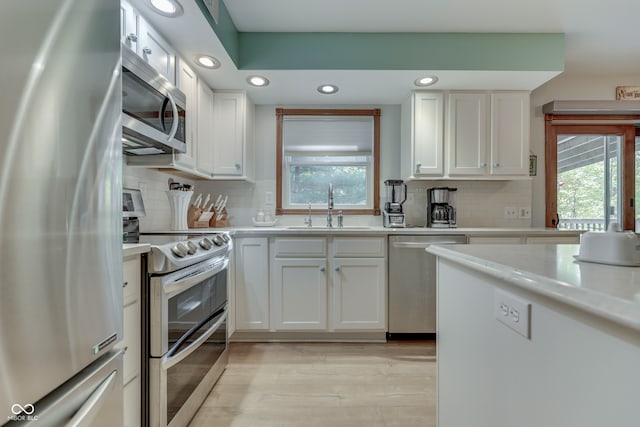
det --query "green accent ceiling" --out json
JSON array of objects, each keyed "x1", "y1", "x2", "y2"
[{"x1": 195, "y1": 1, "x2": 564, "y2": 72}]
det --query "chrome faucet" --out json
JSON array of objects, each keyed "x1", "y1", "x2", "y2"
[
  {"x1": 304, "y1": 203, "x2": 313, "y2": 228},
  {"x1": 327, "y1": 183, "x2": 334, "y2": 228}
]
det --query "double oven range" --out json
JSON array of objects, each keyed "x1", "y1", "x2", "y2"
[{"x1": 139, "y1": 232, "x2": 231, "y2": 427}]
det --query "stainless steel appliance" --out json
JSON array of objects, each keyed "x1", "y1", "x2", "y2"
[
  {"x1": 388, "y1": 235, "x2": 466, "y2": 337},
  {"x1": 122, "y1": 45, "x2": 187, "y2": 155},
  {"x1": 383, "y1": 180, "x2": 407, "y2": 228},
  {"x1": 1, "y1": 0, "x2": 124, "y2": 424},
  {"x1": 427, "y1": 187, "x2": 458, "y2": 228},
  {"x1": 141, "y1": 232, "x2": 232, "y2": 427},
  {"x1": 123, "y1": 188, "x2": 146, "y2": 243}
]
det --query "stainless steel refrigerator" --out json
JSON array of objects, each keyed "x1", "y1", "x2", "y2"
[{"x1": 0, "y1": 0, "x2": 124, "y2": 425}]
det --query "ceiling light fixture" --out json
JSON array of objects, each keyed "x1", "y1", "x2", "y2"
[
  {"x1": 414, "y1": 76, "x2": 439, "y2": 87},
  {"x1": 195, "y1": 55, "x2": 220, "y2": 69},
  {"x1": 317, "y1": 84, "x2": 339, "y2": 94},
  {"x1": 149, "y1": 0, "x2": 183, "y2": 17},
  {"x1": 247, "y1": 76, "x2": 270, "y2": 87}
]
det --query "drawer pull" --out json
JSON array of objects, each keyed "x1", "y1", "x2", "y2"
[{"x1": 123, "y1": 281, "x2": 129, "y2": 288}]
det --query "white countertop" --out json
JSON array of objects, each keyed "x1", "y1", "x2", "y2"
[
  {"x1": 147, "y1": 226, "x2": 581, "y2": 237},
  {"x1": 426, "y1": 244, "x2": 640, "y2": 332},
  {"x1": 123, "y1": 243, "x2": 150, "y2": 257}
]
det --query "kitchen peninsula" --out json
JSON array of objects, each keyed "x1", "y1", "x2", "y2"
[{"x1": 427, "y1": 244, "x2": 640, "y2": 427}]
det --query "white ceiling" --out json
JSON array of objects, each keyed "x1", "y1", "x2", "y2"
[{"x1": 135, "y1": 0, "x2": 640, "y2": 105}]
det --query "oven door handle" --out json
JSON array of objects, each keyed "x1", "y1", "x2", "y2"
[
  {"x1": 163, "y1": 257, "x2": 228, "y2": 297},
  {"x1": 161, "y1": 307, "x2": 227, "y2": 370}
]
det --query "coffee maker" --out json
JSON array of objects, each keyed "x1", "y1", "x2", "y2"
[
  {"x1": 383, "y1": 179, "x2": 407, "y2": 228},
  {"x1": 427, "y1": 187, "x2": 457, "y2": 228}
]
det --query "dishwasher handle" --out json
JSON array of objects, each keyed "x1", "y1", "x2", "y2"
[{"x1": 391, "y1": 241, "x2": 465, "y2": 249}]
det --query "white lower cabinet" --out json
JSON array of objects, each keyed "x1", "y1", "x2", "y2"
[
  {"x1": 234, "y1": 238, "x2": 270, "y2": 330},
  {"x1": 331, "y1": 257, "x2": 386, "y2": 330},
  {"x1": 271, "y1": 258, "x2": 328, "y2": 330},
  {"x1": 120, "y1": 254, "x2": 141, "y2": 427}
]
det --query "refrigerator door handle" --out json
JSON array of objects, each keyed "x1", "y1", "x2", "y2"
[{"x1": 67, "y1": 370, "x2": 118, "y2": 427}]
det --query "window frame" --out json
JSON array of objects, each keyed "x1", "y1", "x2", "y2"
[
  {"x1": 276, "y1": 108, "x2": 381, "y2": 216},
  {"x1": 544, "y1": 114, "x2": 637, "y2": 230}
]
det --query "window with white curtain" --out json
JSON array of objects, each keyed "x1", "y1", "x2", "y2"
[{"x1": 276, "y1": 109, "x2": 381, "y2": 215}]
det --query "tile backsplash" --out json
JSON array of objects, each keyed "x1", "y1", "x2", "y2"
[{"x1": 125, "y1": 161, "x2": 532, "y2": 230}]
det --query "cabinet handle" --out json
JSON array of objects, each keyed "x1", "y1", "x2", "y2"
[
  {"x1": 335, "y1": 265, "x2": 341, "y2": 272},
  {"x1": 319, "y1": 266, "x2": 326, "y2": 272},
  {"x1": 493, "y1": 162, "x2": 500, "y2": 168},
  {"x1": 415, "y1": 162, "x2": 422, "y2": 173},
  {"x1": 126, "y1": 33, "x2": 138, "y2": 43},
  {"x1": 142, "y1": 47, "x2": 152, "y2": 55},
  {"x1": 235, "y1": 163, "x2": 241, "y2": 170},
  {"x1": 480, "y1": 162, "x2": 487, "y2": 168},
  {"x1": 123, "y1": 281, "x2": 129, "y2": 288}
]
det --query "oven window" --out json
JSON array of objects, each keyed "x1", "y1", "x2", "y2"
[
  {"x1": 167, "y1": 269, "x2": 227, "y2": 348},
  {"x1": 166, "y1": 314, "x2": 226, "y2": 424}
]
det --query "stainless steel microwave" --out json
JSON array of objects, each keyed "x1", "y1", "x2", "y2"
[{"x1": 121, "y1": 45, "x2": 186, "y2": 155}]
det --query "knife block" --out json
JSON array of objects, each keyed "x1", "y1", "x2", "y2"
[{"x1": 212, "y1": 208, "x2": 228, "y2": 227}]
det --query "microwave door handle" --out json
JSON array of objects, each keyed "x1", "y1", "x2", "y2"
[
  {"x1": 165, "y1": 91, "x2": 179, "y2": 143},
  {"x1": 159, "y1": 97, "x2": 170, "y2": 132}
]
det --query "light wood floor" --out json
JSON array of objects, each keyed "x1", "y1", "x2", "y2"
[{"x1": 188, "y1": 341, "x2": 436, "y2": 427}]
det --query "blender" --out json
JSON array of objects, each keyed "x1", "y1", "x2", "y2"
[{"x1": 383, "y1": 180, "x2": 407, "y2": 228}]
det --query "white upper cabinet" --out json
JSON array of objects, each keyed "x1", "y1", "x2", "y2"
[
  {"x1": 120, "y1": 1, "x2": 138, "y2": 50},
  {"x1": 138, "y1": 16, "x2": 176, "y2": 83},
  {"x1": 175, "y1": 58, "x2": 197, "y2": 168},
  {"x1": 446, "y1": 93, "x2": 489, "y2": 176},
  {"x1": 401, "y1": 91, "x2": 444, "y2": 177},
  {"x1": 489, "y1": 92, "x2": 530, "y2": 176},
  {"x1": 446, "y1": 91, "x2": 530, "y2": 178},
  {"x1": 196, "y1": 80, "x2": 215, "y2": 175},
  {"x1": 212, "y1": 91, "x2": 255, "y2": 179}
]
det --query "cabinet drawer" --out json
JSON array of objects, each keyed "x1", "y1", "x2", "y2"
[
  {"x1": 526, "y1": 235, "x2": 580, "y2": 244},
  {"x1": 123, "y1": 255, "x2": 141, "y2": 306},
  {"x1": 272, "y1": 238, "x2": 326, "y2": 257},
  {"x1": 121, "y1": 301, "x2": 141, "y2": 384},
  {"x1": 332, "y1": 237, "x2": 386, "y2": 257}
]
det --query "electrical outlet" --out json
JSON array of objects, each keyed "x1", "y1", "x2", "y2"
[
  {"x1": 494, "y1": 289, "x2": 531, "y2": 339},
  {"x1": 504, "y1": 206, "x2": 518, "y2": 219},
  {"x1": 406, "y1": 193, "x2": 415, "y2": 204},
  {"x1": 518, "y1": 207, "x2": 531, "y2": 219},
  {"x1": 265, "y1": 191, "x2": 273, "y2": 205}
]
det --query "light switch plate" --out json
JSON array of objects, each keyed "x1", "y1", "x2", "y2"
[{"x1": 494, "y1": 289, "x2": 531, "y2": 339}]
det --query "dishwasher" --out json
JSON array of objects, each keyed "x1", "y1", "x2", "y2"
[{"x1": 388, "y1": 234, "x2": 467, "y2": 339}]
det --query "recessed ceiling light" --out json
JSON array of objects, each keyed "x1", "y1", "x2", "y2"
[
  {"x1": 414, "y1": 76, "x2": 439, "y2": 87},
  {"x1": 195, "y1": 55, "x2": 220, "y2": 69},
  {"x1": 247, "y1": 76, "x2": 270, "y2": 87},
  {"x1": 149, "y1": 0, "x2": 183, "y2": 17},
  {"x1": 317, "y1": 84, "x2": 339, "y2": 94}
]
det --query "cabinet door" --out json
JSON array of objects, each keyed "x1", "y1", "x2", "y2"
[
  {"x1": 175, "y1": 58, "x2": 197, "y2": 168},
  {"x1": 489, "y1": 92, "x2": 530, "y2": 176},
  {"x1": 212, "y1": 91, "x2": 244, "y2": 175},
  {"x1": 196, "y1": 81, "x2": 215, "y2": 175},
  {"x1": 412, "y1": 91, "x2": 444, "y2": 175},
  {"x1": 331, "y1": 258, "x2": 386, "y2": 330},
  {"x1": 447, "y1": 93, "x2": 488, "y2": 176},
  {"x1": 138, "y1": 16, "x2": 176, "y2": 82},
  {"x1": 271, "y1": 259, "x2": 327, "y2": 330},
  {"x1": 123, "y1": 376, "x2": 141, "y2": 427},
  {"x1": 235, "y1": 238, "x2": 270, "y2": 330},
  {"x1": 120, "y1": 1, "x2": 138, "y2": 51}
]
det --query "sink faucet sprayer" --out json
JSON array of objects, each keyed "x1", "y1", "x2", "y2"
[{"x1": 327, "y1": 184, "x2": 334, "y2": 227}]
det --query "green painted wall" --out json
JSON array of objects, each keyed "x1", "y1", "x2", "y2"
[
  {"x1": 196, "y1": 2, "x2": 564, "y2": 72},
  {"x1": 238, "y1": 32, "x2": 564, "y2": 71}
]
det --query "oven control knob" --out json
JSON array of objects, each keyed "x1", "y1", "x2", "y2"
[
  {"x1": 199, "y1": 237, "x2": 213, "y2": 250},
  {"x1": 186, "y1": 241, "x2": 198, "y2": 255},
  {"x1": 212, "y1": 234, "x2": 225, "y2": 246},
  {"x1": 220, "y1": 233, "x2": 230, "y2": 242},
  {"x1": 171, "y1": 243, "x2": 188, "y2": 258}
]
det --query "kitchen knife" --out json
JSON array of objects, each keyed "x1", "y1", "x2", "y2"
[
  {"x1": 194, "y1": 193, "x2": 203, "y2": 208},
  {"x1": 202, "y1": 194, "x2": 211, "y2": 210},
  {"x1": 214, "y1": 194, "x2": 222, "y2": 210},
  {"x1": 220, "y1": 195, "x2": 228, "y2": 211}
]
